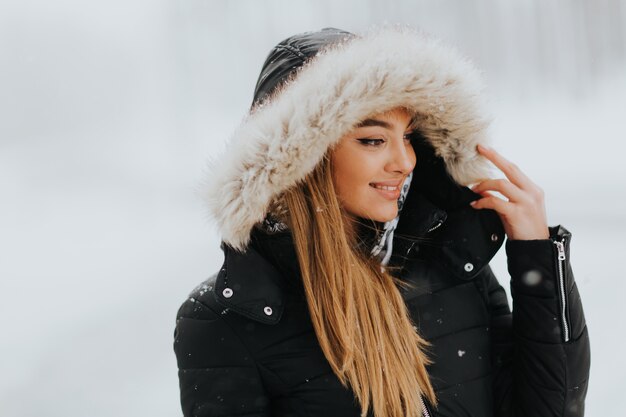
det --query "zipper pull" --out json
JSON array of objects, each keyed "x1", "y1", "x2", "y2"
[
  {"x1": 555, "y1": 240, "x2": 566, "y2": 261},
  {"x1": 427, "y1": 219, "x2": 443, "y2": 234}
]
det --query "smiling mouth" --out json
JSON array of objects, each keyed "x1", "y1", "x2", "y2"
[
  {"x1": 369, "y1": 182, "x2": 402, "y2": 200},
  {"x1": 369, "y1": 184, "x2": 399, "y2": 191}
]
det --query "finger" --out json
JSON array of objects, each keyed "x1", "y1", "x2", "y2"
[
  {"x1": 473, "y1": 189, "x2": 506, "y2": 203},
  {"x1": 470, "y1": 195, "x2": 513, "y2": 215},
  {"x1": 476, "y1": 145, "x2": 534, "y2": 190},
  {"x1": 471, "y1": 178, "x2": 526, "y2": 203}
]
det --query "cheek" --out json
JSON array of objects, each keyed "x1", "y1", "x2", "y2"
[
  {"x1": 333, "y1": 156, "x2": 361, "y2": 194},
  {"x1": 331, "y1": 148, "x2": 375, "y2": 198}
]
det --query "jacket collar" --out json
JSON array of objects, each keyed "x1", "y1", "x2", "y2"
[
  {"x1": 393, "y1": 140, "x2": 506, "y2": 279},
  {"x1": 212, "y1": 198, "x2": 504, "y2": 325},
  {"x1": 213, "y1": 240, "x2": 287, "y2": 325}
]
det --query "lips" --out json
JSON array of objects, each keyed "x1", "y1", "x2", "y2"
[
  {"x1": 369, "y1": 180, "x2": 403, "y2": 200},
  {"x1": 370, "y1": 184, "x2": 400, "y2": 191},
  {"x1": 369, "y1": 179, "x2": 403, "y2": 189}
]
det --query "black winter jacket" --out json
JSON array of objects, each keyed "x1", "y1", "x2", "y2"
[
  {"x1": 173, "y1": 26, "x2": 590, "y2": 417},
  {"x1": 174, "y1": 222, "x2": 589, "y2": 416}
]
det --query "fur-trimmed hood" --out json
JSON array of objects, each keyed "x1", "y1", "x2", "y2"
[{"x1": 204, "y1": 25, "x2": 494, "y2": 251}]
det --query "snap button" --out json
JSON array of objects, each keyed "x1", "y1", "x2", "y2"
[
  {"x1": 491, "y1": 233, "x2": 499, "y2": 242},
  {"x1": 263, "y1": 306, "x2": 273, "y2": 316},
  {"x1": 222, "y1": 288, "x2": 233, "y2": 298},
  {"x1": 464, "y1": 263, "x2": 474, "y2": 272}
]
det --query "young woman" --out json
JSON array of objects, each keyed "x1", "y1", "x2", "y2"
[{"x1": 173, "y1": 27, "x2": 590, "y2": 417}]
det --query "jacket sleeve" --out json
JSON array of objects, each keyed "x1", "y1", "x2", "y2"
[
  {"x1": 173, "y1": 296, "x2": 271, "y2": 417},
  {"x1": 485, "y1": 225, "x2": 590, "y2": 417}
]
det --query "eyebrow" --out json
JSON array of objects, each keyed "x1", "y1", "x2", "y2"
[
  {"x1": 355, "y1": 118, "x2": 392, "y2": 129},
  {"x1": 355, "y1": 116, "x2": 417, "y2": 130}
]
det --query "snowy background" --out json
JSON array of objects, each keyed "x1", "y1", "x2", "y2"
[{"x1": 1, "y1": 0, "x2": 625, "y2": 416}]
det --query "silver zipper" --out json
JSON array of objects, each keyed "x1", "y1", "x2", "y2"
[
  {"x1": 427, "y1": 219, "x2": 444, "y2": 234},
  {"x1": 554, "y1": 239, "x2": 570, "y2": 342},
  {"x1": 420, "y1": 396, "x2": 431, "y2": 417}
]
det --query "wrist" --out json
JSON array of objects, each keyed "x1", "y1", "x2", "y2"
[{"x1": 508, "y1": 227, "x2": 550, "y2": 241}]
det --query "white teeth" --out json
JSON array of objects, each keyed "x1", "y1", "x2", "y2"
[{"x1": 371, "y1": 184, "x2": 398, "y2": 191}]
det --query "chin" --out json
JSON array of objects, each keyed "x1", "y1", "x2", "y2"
[
  {"x1": 345, "y1": 201, "x2": 399, "y2": 224},
  {"x1": 374, "y1": 214, "x2": 398, "y2": 223},
  {"x1": 363, "y1": 207, "x2": 399, "y2": 223}
]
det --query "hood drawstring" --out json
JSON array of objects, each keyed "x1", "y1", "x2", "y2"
[{"x1": 370, "y1": 172, "x2": 413, "y2": 266}]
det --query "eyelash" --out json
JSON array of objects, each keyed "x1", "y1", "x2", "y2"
[
  {"x1": 357, "y1": 133, "x2": 414, "y2": 147},
  {"x1": 357, "y1": 138, "x2": 385, "y2": 146}
]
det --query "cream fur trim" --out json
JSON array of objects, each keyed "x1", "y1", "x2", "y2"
[{"x1": 203, "y1": 25, "x2": 493, "y2": 250}]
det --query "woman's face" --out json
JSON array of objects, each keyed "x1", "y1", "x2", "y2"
[{"x1": 331, "y1": 107, "x2": 416, "y2": 223}]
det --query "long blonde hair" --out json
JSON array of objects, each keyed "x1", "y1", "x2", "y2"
[{"x1": 279, "y1": 152, "x2": 437, "y2": 417}]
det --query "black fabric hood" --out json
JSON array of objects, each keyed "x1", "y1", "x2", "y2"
[{"x1": 251, "y1": 27, "x2": 356, "y2": 108}]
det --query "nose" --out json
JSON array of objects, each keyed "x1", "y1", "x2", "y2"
[{"x1": 385, "y1": 137, "x2": 416, "y2": 175}]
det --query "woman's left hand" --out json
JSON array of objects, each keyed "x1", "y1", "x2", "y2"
[{"x1": 469, "y1": 144, "x2": 550, "y2": 240}]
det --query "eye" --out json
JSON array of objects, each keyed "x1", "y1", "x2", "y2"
[
  {"x1": 403, "y1": 131, "x2": 415, "y2": 142},
  {"x1": 357, "y1": 138, "x2": 385, "y2": 146}
]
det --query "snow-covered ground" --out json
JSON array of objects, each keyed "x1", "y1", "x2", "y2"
[{"x1": 1, "y1": 1, "x2": 624, "y2": 416}]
